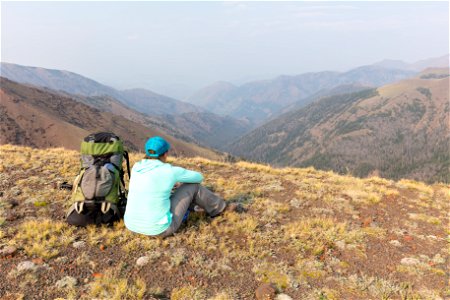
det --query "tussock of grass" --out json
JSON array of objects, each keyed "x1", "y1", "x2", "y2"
[
  {"x1": 171, "y1": 285, "x2": 206, "y2": 300},
  {"x1": 283, "y1": 218, "x2": 364, "y2": 256},
  {"x1": 207, "y1": 291, "x2": 234, "y2": 300},
  {"x1": 253, "y1": 261, "x2": 291, "y2": 290},
  {"x1": 408, "y1": 213, "x2": 441, "y2": 225},
  {"x1": 211, "y1": 212, "x2": 259, "y2": 235},
  {"x1": 89, "y1": 268, "x2": 146, "y2": 300},
  {"x1": 12, "y1": 219, "x2": 75, "y2": 259},
  {"x1": 296, "y1": 259, "x2": 326, "y2": 284},
  {"x1": 397, "y1": 179, "x2": 434, "y2": 196}
]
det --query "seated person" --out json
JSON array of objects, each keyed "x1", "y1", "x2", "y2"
[{"x1": 124, "y1": 136, "x2": 234, "y2": 237}]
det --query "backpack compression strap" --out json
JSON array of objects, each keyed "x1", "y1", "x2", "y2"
[{"x1": 124, "y1": 151, "x2": 131, "y2": 179}]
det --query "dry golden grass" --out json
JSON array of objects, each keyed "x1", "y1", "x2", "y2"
[
  {"x1": 89, "y1": 267, "x2": 146, "y2": 300},
  {"x1": 171, "y1": 285, "x2": 206, "y2": 300},
  {"x1": 11, "y1": 219, "x2": 75, "y2": 259},
  {"x1": 1, "y1": 144, "x2": 449, "y2": 299}
]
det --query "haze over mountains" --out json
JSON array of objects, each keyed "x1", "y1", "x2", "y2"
[
  {"x1": 1, "y1": 55, "x2": 448, "y2": 182},
  {"x1": 186, "y1": 55, "x2": 449, "y2": 125},
  {"x1": 186, "y1": 67, "x2": 416, "y2": 125}
]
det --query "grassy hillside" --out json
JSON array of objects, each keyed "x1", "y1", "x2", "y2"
[
  {"x1": 230, "y1": 69, "x2": 450, "y2": 183},
  {"x1": 0, "y1": 145, "x2": 448, "y2": 299}
]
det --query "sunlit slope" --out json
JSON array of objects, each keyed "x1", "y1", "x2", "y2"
[
  {"x1": 0, "y1": 145, "x2": 448, "y2": 299},
  {"x1": 230, "y1": 69, "x2": 450, "y2": 183},
  {"x1": 0, "y1": 77, "x2": 223, "y2": 160}
]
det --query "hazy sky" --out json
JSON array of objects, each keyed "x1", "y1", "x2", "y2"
[{"x1": 1, "y1": 1, "x2": 449, "y2": 98}]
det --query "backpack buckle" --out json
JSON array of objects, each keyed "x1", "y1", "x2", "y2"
[
  {"x1": 75, "y1": 201, "x2": 84, "y2": 213},
  {"x1": 101, "y1": 202, "x2": 111, "y2": 214}
]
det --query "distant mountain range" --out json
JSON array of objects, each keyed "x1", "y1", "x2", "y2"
[
  {"x1": 186, "y1": 55, "x2": 449, "y2": 125},
  {"x1": 2, "y1": 57, "x2": 449, "y2": 182},
  {"x1": 0, "y1": 77, "x2": 223, "y2": 160},
  {"x1": 160, "y1": 112, "x2": 251, "y2": 151},
  {"x1": 0, "y1": 62, "x2": 201, "y2": 116},
  {"x1": 229, "y1": 68, "x2": 450, "y2": 183},
  {"x1": 0, "y1": 62, "x2": 251, "y2": 150},
  {"x1": 373, "y1": 54, "x2": 449, "y2": 71},
  {"x1": 186, "y1": 67, "x2": 416, "y2": 125}
]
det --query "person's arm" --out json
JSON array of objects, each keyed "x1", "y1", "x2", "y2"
[{"x1": 172, "y1": 166, "x2": 203, "y2": 183}]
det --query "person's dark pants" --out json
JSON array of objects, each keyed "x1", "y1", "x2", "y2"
[{"x1": 158, "y1": 183, "x2": 225, "y2": 237}]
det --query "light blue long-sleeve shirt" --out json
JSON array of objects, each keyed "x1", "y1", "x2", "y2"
[{"x1": 124, "y1": 159, "x2": 203, "y2": 235}]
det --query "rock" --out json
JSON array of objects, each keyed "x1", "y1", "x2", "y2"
[
  {"x1": 73, "y1": 241, "x2": 86, "y2": 249},
  {"x1": 335, "y1": 240, "x2": 346, "y2": 250},
  {"x1": 403, "y1": 235, "x2": 413, "y2": 242},
  {"x1": 255, "y1": 283, "x2": 276, "y2": 300},
  {"x1": 136, "y1": 256, "x2": 150, "y2": 267},
  {"x1": 17, "y1": 261, "x2": 37, "y2": 272},
  {"x1": 55, "y1": 256, "x2": 69, "y2": 263},
  {"x1": 389, "y1": 240, "x2": 402, "y2": 247},
  {"x1": 11, "y1": 187, "x2": 21, "y2": 196},
  {"x1": 219, "y1": 264, "x2": 232, "y2": 271},
  {"x1": 55, "y1": 276, "x2": 78, "y2": 289},
  {"x1": 32, "y1": 258, "x2": 44, "y2": 265},
  {"x1": 0, "y1": 246, "x2": 17, "y2": 257},
  {"x1": 276, "y1": 294, "x2": 293, "y2": 300},
  {"x1": 400, "y1": 257, "x2": 420, "y2": 266}
]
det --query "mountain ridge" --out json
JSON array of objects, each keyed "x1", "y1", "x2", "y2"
[
  {"x1": 0, "y1": 77, "x2": 223, "y2": 160},
  {"x1": 0, "y1": 62, "x2": 203, "y2": 117},
  {"x1": 229, "y1": 69, "x2": 450, "y2": 183}
]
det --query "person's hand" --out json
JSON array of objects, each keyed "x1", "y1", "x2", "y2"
[{"x1": 173, "y1": 182, "x2": 182, "y2": 189}]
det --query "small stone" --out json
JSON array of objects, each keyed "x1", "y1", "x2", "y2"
[
  {"x1": 136, "y1": 256, "x2": 150, "y2": 267},
  {"x1": 335, "y1": 240, "x2": 346, "y2": 250},
  {"x1": 0, "y1": 246, "x2": 17, "y2": 257},
  {"x1": 17, "y1": 261, "x2": 37, "y2": 272},
  {"x1": 219, "y1": 264, "x2": 232, "y2": 271},
  {"x1": 389, "y1": 240, "x2": 402, "y2": 247},
  {"x1": 55, "y1": 256, "x2": 69, "y2": 263},
  {"x1": 73, "y1": 241, "x2": 86, "y2": 249},
  {"x1": 11, "y1": 188, "x2": 21, "y2": 196},
  {"x1": 276, "y1": 294, "x2": 293, "y2": 300},
  {"x1": 403, "y1": 235, "x2": 413, "y2": 242},
  {"x1": 32, "y1": 258, "x2": 44, "y2": 265},
  {"x1": 255, "y1": 283, "x2": 276, "y2": 300},
  {"x1": 55, "y1": 276, "x2": 78, "y2": 289},
  {"x1": 400, "y1": 257, "x2": 420, "y2": 266}
]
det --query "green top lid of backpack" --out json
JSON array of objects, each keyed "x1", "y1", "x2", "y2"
[{"x1": 80, "y1": 140, "x2": 124, "y2": 155}]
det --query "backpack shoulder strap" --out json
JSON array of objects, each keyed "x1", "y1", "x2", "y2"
[{"x1": 123, "y1": 150, "x2": 131, "y2": 179}]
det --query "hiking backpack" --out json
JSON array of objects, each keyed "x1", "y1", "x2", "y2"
[{"x1": 67, "y1": 132, "x2": 130, "y2": 226}]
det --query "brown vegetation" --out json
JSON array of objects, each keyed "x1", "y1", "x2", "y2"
[
  {"x1": 230, "y1": 69, "x2": 450, "y2": 183},
  {"x1": 0, "y1": 145, "x2": 448, "y2": 299}
]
